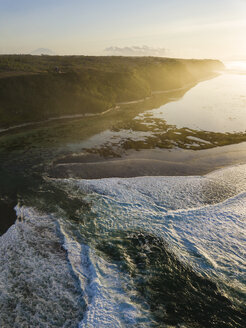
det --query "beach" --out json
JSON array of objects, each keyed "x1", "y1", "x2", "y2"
[{"x1": 1, "y1": 61, "x2": 246, "y2": 327}]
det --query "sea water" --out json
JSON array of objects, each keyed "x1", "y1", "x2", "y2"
[
  {"x1": 1, "y1": 62, "x2": 246, "y2": 327},
  {"x1": 140, "y1": 62, "x2": 246, "y2": 133},
  {"x1": 1, "y1": 164, "x2": 246, "y2": 327}
]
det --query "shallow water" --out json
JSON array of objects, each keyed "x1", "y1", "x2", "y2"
[
  {"x1": 71, "y1": 63, "x2": 246, "y2": 155},
  {"x1": 145, "y1": 72, "x2": 246, "y2": 133},
  {"x1": 1, "y1": 62, "x2": 246, "y2": 327},
  {"x1": 137, "y1": 62, "x2": 246, "y2": 134}
]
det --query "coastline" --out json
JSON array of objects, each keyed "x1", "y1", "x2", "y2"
[
  {"x1": 0, "y1": 56, "x2": 224, "y2": 131},
  {"x1": 0, "y1": 73, "x2": 219, "y2": 135},
  {"x1": 0, "y1": 106, "x2": 119, "y2": 135},
  {"x1": 49, "y1": 141, "x2": 246, "y2": 179},
  {"x1": 0, "y1": 87, "x2": 195, "y2": 135}
]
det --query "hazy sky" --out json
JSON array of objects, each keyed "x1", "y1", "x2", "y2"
[{"x1": 0, "y1": 0, "x2": 246, "y2": 59}]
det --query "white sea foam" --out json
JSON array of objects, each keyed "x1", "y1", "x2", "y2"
[
  {"x1": 64, "y1": 164, "x2": 246, "y2": 304},
  {"x1": 59, "y1": 222, "x2": 153, "y2": 327},
  {"x1": 0, "y1": 206, "x2": 84, "y2": 328},
  {"x1": 0, "y1": 206, "x2": 153, "y2": 327},
  {"x1": 1, "y1": 164, "x2": 246, "y2": 327}
]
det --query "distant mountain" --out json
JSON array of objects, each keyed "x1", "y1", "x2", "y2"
[
  {"x1": 104, "y1": 45, "x2": 169, "y2": 57},
  {"x1": 31, "y1": 48, "x2": 55, "y2": 56}
]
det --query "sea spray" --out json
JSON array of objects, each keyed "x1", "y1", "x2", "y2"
[{"x1": 1, "y1": 164, "x2": 246, "y2": 327}]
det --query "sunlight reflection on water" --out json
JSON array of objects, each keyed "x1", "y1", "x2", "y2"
[
  {"x1": 142, "y1": 65, "x2": 246, "y2": 133},
  {"x1": 225, "y1": 61, "x2": 246, "y2": 73}
]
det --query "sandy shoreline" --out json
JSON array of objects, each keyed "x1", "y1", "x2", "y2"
[{"x1": 49, "y1": 141, "x2": 246, "y2": 179}]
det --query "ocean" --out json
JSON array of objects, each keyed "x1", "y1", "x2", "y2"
[{"x1": 0, "y1": 62, "x2": 246, "y2": 327}]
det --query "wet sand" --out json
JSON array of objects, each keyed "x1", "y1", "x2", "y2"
[{"x1": 50, "y1": 141, "x2": 246, "y2": 179}]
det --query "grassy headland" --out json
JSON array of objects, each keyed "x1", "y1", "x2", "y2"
[{"x1": 0, "y1": 55, "x2": 224, "y2": 129}]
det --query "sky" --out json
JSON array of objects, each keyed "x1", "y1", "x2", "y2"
[{"x1": 0, "y1": 0, "x2": 246, "y2": 59}]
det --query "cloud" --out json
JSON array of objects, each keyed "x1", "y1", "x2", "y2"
[{"x1": 104, "y1": 45, "x2": 169, "y2": 57}]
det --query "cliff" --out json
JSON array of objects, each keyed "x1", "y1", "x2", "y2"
[{"x1": 0, "y1": 55, "x2": 224, "y2": 129}]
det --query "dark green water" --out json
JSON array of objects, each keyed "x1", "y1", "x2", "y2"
[{"x1": 0, "y1": 70, "x2": 246, "y2": 327}]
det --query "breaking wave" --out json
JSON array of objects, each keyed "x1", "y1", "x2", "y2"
[{"x1": 1, "y1": 164, "x2": 246, "y2": 327}]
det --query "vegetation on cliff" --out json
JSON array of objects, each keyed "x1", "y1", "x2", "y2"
[{"x1": 0, "y1": 55, "x2": 224, "y2": 128}]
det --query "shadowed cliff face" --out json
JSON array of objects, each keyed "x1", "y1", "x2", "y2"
[{"x1": 0, "y1": 55, "x2": 223, "y2": 129}]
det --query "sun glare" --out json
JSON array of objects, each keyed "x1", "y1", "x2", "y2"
[{"x1": 225, "y1": 61, "x2": 246, "y2": 73}]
